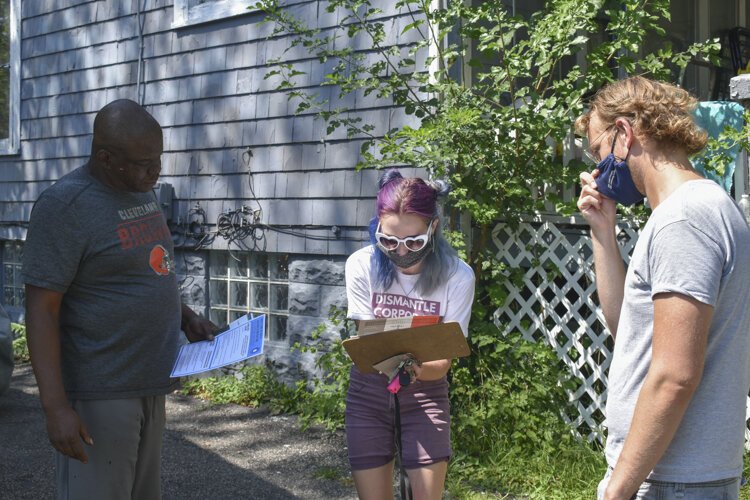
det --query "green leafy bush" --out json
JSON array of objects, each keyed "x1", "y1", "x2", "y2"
[
  {"x1": 181, "y1": 364, "x2": 297, "y2": 414},
  {"x1": 292, "y1": 306, "x2": 354, "y2": 432},
  {"x1": 11, "y1": 323, "x2": 29, "y2": 363},
  {"x1": 451, "y1": 325, "x2": 576, "y2": 457},
  {"x1": 256, "y1": 0, "x2": 721, "y2": 231},
  {"x1": 448, "y1": 321, "x2": 594, "y2": 496}
]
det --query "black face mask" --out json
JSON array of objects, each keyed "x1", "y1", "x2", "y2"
[{"x1": 377, "y1": 241, "x2": 433, "y2": 269}]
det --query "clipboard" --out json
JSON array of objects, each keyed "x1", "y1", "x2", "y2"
[{"x1": 342, "y1": 322, "x2": 470, "y2": 374}]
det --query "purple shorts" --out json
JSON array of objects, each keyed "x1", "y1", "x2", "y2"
[{"x1": 345, "y1": 367, "x2": 451, "y2": 471}]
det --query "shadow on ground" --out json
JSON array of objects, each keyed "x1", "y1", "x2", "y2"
[{"x1": 0, "y1": 365, "x2": 356, "y2": 500}]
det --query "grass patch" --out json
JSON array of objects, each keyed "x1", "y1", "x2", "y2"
[
  {"x1": 313, "y1": 465, "x2": 353, "y2": 486},
  {"x1": 313, "y1": 466, "x2": 343, "y2": 481},
  {"x1": 742, "y1": 457, "x2": 750, "y2": 500},
  {"x1": 447, "y1": 445, "x2": 750, "y2": 499},
  {"x1": 447, "y1": 435, "x2": 605, "y2": 499}
]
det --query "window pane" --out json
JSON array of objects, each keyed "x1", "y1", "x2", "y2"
[
  {"x1": 3, "y1": 286, "x2": 11, "y2": 304},
  {"x1": 209, "y1": 280, "x2": 228, "y2": 306},
  {"x1": 3, "y1": 264, "x2": 11, "y2": 284},
  {"x1": 250, "y1": 253, "x2": 268, "y2": 278},
  {"x1": 229, "y1": 310, "x2": 246, "y2": 323},
  {"x1": 229, "y1": 281, "x2": 247, "y2": 308},
  {"x1": 210, "y1": 308, "x2": 226, "y2": 326},
  {"x1": 270, "y1": 284, "x2": 287, "y2": 311},
  {"x1": 13, "y1": 286, "x2": 23, "y2": 306},
  {"x1": 208, "y1": 251, "x2": 289, "y2": 341},
  {"x1": 229, "y1": 253, "x2": 249, "y2": 278},
  {"x1": 271, "y1": 254, "x2": 289, "y2": 280},
  {"x1": 210, "y1": 252, "x2": 228, "y2": 277},
  {"x1": 251, "y1": 283, "x2": 267, "y2": 308},
  {"x1": 0, "y1": 0, "x2": 8, "y2": 61},
  {"x1": 270, "y1": 315, "x2": 287, "y2": 341},
  {"x1": 4, "y1": 242, "x2": 16, "y2": 261},
  {"x1": 13, "y1": 264, "x2": 21, "y2": 285}
]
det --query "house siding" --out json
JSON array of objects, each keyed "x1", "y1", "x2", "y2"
[{"x1": 8, "y1": 0, "x2": 421, "y2": 245}]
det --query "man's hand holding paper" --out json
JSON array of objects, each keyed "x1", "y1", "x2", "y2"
[{"x1": 170, "y1": 313, "x2": 266, "y2": 378}]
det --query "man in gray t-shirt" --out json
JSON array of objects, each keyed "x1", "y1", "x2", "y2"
[
  {"x1": 577, "y1": 76, "x2": 750, "y2": 500},
  {"x1": 0, "y1": 303, "x2": 12, "y2": 395},
  {"x1": 23, "y1": 99, "x2": 218, "y2": 499}
]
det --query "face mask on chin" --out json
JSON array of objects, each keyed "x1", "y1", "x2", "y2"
[
  {"x1": 593, "y1": 133, "x2": 644, "y2": 206},
  {"x1": 377, "y1": 241, "x2": 433, "y2": 269}
]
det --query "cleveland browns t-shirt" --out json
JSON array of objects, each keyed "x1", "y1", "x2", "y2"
[{"x1": 23, "y1": 165, "x2": 182, "y2": 399}]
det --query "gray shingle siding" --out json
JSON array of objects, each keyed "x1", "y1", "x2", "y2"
[{"x1": 2, "y1": 0, "x2": 424, "y2": 255}]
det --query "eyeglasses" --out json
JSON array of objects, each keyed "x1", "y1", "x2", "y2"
[
  {"x1": 375, "y1": 220, "x2": 434, "y2": 252},
  {"x1": 107, "y1": 147, "x2": 162, "y2": 175},
  {"x1": 583, "y1": 125, "x2": 614, "y2": 164}
]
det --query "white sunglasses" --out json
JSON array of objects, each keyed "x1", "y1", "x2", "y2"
[{"x1": 375, "y1": 220, "x2": 434, "y2": 252}]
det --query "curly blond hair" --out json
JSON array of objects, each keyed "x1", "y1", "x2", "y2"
[{"x1": 575, "y1": 76, "x2": 707, "y2": 155}]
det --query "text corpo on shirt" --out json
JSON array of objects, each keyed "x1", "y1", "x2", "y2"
[{"x1": 371, "y1": 292, "x2": 440, "y2": 317}]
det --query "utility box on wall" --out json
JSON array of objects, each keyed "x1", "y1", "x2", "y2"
[{"x1": 154, "y1": 182, "x2": 174, "y2": 223}]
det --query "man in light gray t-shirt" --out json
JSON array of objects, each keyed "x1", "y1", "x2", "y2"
[
  {"x1": 606, "y1": 180, "x2": 750, "y2": 480},
  {"x1": 577, "y1": 76, "x2": 750, "y2": 500}
]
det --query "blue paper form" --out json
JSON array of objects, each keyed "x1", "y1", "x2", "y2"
[{"x1": 170, "y1": 313, "x2": 265, "y2": 377}]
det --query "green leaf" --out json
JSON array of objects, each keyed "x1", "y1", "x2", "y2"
[{"x1": 402, "y1": 20, "x2": 424, "y2": 35}]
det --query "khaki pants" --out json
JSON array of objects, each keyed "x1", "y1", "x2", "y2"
[{"x1": 56, "y1": 396, "x2": 166, "y2": 500}]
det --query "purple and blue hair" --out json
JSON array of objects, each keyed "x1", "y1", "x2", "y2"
[
  {"x1": 370, "y1": 169, "x2": 457, "y2": 294},
  {"x1": 376, "y1": 169, "x2": 438, "y2": 220}
]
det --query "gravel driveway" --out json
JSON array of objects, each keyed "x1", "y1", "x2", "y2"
[{"x1": 0, "y1": 364, "x2": 357, "y2": 499}]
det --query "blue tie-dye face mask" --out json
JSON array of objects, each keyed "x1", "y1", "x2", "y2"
[{"x1": 594, "y1": 133, "x2": 644, "y2": 206}]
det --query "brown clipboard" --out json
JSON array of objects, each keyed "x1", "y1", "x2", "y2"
[{"x1": 342, "y1": 322, "x2": 470, "y2": 374}]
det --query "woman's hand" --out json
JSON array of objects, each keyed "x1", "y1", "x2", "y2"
[{"x1": 412, "y1": 359, "x2": 452, "y2": 381}]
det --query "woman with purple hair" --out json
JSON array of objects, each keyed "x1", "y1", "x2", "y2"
[{"x1": 344, "y1": 169, "x2": 475, "y2": 499}]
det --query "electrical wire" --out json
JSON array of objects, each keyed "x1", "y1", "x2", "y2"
[
  {"x1": 260, "y1": 224, "x2": 365, "y2": 241},
  {"x1": 171, "y1": 148, "x2": 369, "y2": 252},
  {"x1": 135, "y1": 0, "x2": 146, "y2": 105},
  {"x1": 171, "y1": 210, "x2": 368, "y2": 254}
]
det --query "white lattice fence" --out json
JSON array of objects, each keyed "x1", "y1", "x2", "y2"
[{"x1": 491, "y1": 217, "x2": 750, "y2": 445}]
